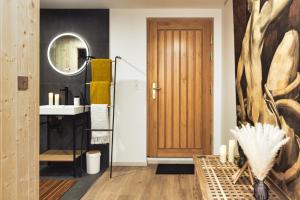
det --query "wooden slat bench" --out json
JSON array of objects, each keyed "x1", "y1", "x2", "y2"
[{"x1": 193, "y1": 155, "x2": 289, "y2": 200}]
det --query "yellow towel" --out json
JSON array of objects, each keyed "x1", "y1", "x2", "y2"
[
  {"x1": 91, "y1": 59, "x2": 112, "y2": 82},
  {"x1": 90, "y1": 81, "x2": 111, "y2": 104}
]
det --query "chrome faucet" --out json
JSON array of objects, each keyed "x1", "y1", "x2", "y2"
[{"x1": 60, "y1": 87, "x2": 69, "y2": 105}]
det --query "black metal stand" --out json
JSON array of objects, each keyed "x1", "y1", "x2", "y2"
[
  {"x1": 82, "y1": 56, "x2": 121, "y2": 178},
  {"x1": 41, "y1": 113, "x2": 88, "y2": 178}
]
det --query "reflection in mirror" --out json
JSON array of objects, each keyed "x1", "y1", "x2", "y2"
[{"x1": 47, "y1": 33, "x2": 89, "y2": 76}]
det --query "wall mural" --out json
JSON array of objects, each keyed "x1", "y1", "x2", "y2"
[{"x1": 233, "y1": 0, "x2": 300, "y2": 198}]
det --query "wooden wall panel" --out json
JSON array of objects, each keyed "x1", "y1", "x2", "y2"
[{"x1": 0, "y1": 0, "x2": 40, "y2": 199}]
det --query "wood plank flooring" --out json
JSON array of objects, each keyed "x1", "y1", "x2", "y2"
[
  {"x1": 40, "y1": 179, "x2": 77, "y2": 200},
  {"x1": 82, "y1": 165, "x2": 194, "y2": 200}
]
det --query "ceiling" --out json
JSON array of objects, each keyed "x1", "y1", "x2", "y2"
[{"x1": 41, "y1": 0, "x2": 226, "y2": 9}]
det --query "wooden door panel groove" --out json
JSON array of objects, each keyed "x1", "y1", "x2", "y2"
[
  {"x1": 158, "y1": 31, "x2": 165, "y2": 149},
  {"x1": 178, "y1": 30, "x2": 182, "y2": 149},
  {"x1": 171, "y1": 30, "x2": 174, "y2": 149},
  {"x1": 195, "y1": 30, "x2": 203, "y2": 149},
  {"x1": 148, "y1": 18, "x2": 213, "y2": 157},
  {"x1": 158, "y1": 148, "x2": 201, "y2": 150},
  {"x1": 165, "y1": 30, "x2": 172, "y2": 149},
  {"x1": 157, "y1": 29, "x2": 203, "y2": 31},
  {"x1": 173, "y1": 30, "x2": 180, "y2": 149},
  {"x1": 180, "y1": 30, "x2": 188, "y2": 149},
  {"x1": 193, "y1": 30, "x2": 197, "y2": 148},
  {"x1": 187, "y1": 30, "x2": 195, "y2": 149},
  {"x1": 185, "y1": 31, "x2": 190, "y2": 149}
]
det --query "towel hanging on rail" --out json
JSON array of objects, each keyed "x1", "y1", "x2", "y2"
[
  {"x1": 91, "y1": 59, "x2": 112, "y2": 82},
  {"x1": 91, "y1": 104, "x2": 110, "y2": 144},
  {"x1": 90, "y1": 81, "x2": 111, "y2": 104}
]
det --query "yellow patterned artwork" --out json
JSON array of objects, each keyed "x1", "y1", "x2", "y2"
[{"x1": 233, "y1": 0, "x2": 300, "y2": 198}]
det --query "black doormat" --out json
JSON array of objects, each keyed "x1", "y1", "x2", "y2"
[{"x1": 156, "y1": 164, "x2": 194, "y2": 175}]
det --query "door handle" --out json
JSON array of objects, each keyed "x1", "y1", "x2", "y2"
[{"x1": 152, "y1": 82, "x2": 161, "y2": 99}]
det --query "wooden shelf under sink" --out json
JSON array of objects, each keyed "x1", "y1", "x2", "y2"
[{"x1": 39, "y1": 150, "x2": 85, "y2": 162}]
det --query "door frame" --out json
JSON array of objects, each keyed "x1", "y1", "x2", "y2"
[{"x1": 146, "y1": 18, "x2": 214, "y2": 157}]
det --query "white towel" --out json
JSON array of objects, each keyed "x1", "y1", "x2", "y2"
[{"x1": 91, "y1": 104, "x2": 110, "y2": 144}]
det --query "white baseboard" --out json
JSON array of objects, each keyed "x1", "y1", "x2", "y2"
[
  {"x1": 147, "y1": 157, "x2": 193, "y2": 164},
  {"x1": 112, "y1": 162, "x2": 147, "y2": 166}
]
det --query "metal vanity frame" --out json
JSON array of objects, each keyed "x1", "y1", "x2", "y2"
[{"x1": 40, "y1": 110, "x2": 89, "y2": 177}]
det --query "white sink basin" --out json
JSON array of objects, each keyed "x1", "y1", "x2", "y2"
[{"x1": 40, "y1": 105, "x2": 89, "y2": 115}]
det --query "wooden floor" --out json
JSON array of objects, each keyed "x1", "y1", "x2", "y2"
[
  {"x1": 82, "y1": 165, "x2": 194, "y2": 200},
  {"x1": 40, "y1": 179, "x2": 76, "y2": 200}
]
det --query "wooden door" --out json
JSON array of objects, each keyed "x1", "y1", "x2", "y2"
[{"x1": 147, "y1": 18, "x2": 213, "y2": 157}]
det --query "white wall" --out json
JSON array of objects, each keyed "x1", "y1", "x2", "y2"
[
  {"x1": 221, "y1": 0, "x2": 237, "y2": 145},
  {"x1": 110, "y1": 9, "x2": 230, "y2": 165}
]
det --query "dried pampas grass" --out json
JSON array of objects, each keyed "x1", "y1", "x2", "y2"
[{"x1": 231, "y1": 123, "x2": 289, "y2": 181}]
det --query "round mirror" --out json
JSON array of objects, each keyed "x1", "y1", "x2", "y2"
[{"x1": 47, "y1": 33, "x2": 89, "y2": 76}]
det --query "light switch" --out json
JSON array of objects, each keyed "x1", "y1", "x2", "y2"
[{"x1": 18, "y1": 76, "x2": 28, "y2": 91}]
